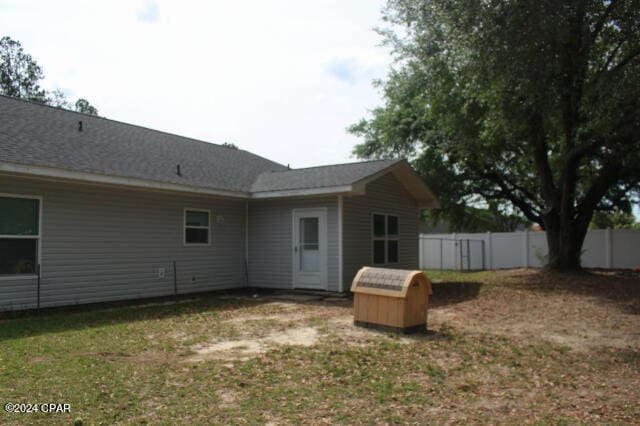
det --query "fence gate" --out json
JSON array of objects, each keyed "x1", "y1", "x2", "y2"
[{"x1": 419, "y1": 237, "x2": 486, "y2": 271}]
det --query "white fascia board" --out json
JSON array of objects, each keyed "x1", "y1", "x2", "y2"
[
  {"x1": 250, "y1": 185, "x2": 356, "y2": 199},
  {"x1": 0, "y1": 162, "x2": 249, "y2": 199}
]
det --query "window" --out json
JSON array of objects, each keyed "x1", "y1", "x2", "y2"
[
  {"x1": 0, "y1": 195, "x2": 40, "y2": 276},
  {"x1": 184, "y1": 209, "x2": 210, "y2": 245},
  {"x1": 372, "y1": 213, "x2": 399, "y2": 265}
]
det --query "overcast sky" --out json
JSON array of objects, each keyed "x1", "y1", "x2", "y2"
[{"x1": 1, "y1": 0, "x2": 390, "y2": 168}]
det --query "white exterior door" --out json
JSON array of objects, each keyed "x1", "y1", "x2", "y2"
[{"x1": 293, "y1": 209, "x2": 327, "y2": 289}]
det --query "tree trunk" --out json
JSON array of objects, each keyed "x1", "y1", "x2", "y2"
[{"x1": 544, "y1": 221, "x2": 589, "y2": 272}]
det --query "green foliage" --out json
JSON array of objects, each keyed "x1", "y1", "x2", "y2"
[
  {"x1": 590, "y1": 208, "x2": 638, "y2": 229},
  {"x1": 423, "y1": 206, "x2": 530, "y2": 233},
  {"x1": 351, "y1": 0, "x2": 640, "y2": 269},
  {"x1": 74, "y1": 98, "x2": 99, "y2": 116},
  {"x1": 0, "y1": 36, "x2": 47, "y2": 102},
  {"x1": 0, "y1": 36, "x2": 98, "y2": 115}
]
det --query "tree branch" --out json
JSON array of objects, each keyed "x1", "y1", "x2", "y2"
[
  {"x1": 483, "y1": 169, "x2": 540, "y2": 206},
  {"x1": 576, "y1": 161, "x2": 621, "y2": 229},
  {"x1": 475, "y1": 170, "x2": 542, "y2": 225},
  {"x1": 590, "y1": 0, "x2": 620, "y2": 46},
  {"x1": 608, "y1": 47, "x2": 640, "y2": 74},
  {"x1": 528, "y1": 112, "x2": 557, "y2": 210}
]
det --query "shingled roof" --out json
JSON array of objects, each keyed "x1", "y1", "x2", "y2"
[
  {"x1": 0, "y1": 95, "x2": 286, "y2": 193},
  {"x1": 251, "y1": 159, "x2": 400, "y2": 193},
  {"x1": 0, "y1": 95, "x2": 438, "y2": 206}
]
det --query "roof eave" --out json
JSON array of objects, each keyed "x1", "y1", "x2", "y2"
[
  {"x1": 0, "y1": 161, "x2": 250, "y2": 199},
  {"x1": 250, "y1": 185, "x2": 357, "y2": 199}
]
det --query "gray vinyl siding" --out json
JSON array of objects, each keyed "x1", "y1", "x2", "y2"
[
  {"x1": 248, "y1": 197, "x2": 339, "y2": 291},
  {"x1": 342, "y1": 172, "x2": 420, "y2": 289},
  {"x1": 0, "y1": 175, "x2": 246, "y2": 311}
]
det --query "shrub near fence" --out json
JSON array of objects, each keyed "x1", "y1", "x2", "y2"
[{"x1": 419, "y1": 229, "x2": 640, "y2": 270}]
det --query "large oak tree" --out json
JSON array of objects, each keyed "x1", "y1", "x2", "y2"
[{"x1": 351, "y1": 0, "x2": 640, "y2": 270}]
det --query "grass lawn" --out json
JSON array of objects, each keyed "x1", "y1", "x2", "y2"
[{"x1": 1, "y1": 269, "x2": 639, "y2": 425}]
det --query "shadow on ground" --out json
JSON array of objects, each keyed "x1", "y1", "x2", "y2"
[
  {"x1": 429, "y1": 281, "x2": 483, "y2": 308},
  {"x1": 0, "y1": 289, "x2": 354, "y2": 342},
  {"x1": 0, "y1": 290, "x2": 271, "y2": 342},
  {"x1": 507, "y1": 269, "x2": 640, "y2": 314}
]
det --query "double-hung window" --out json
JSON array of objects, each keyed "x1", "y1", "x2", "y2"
[
  {"x1": 372, "y1": 213, "x2": 399, "y2": 265},
  {"x1": 0, "y1": 195, "x2": 41, "y2": 277},
  {"x1": 184, "y1": 209, "x2": 210, "y2": 245}
]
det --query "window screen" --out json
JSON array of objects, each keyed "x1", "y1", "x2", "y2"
[{"x1": 0, "y1": 196, "x2": 40, "y2": 276}]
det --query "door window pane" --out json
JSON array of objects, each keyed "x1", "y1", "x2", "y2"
[
  {"x1": 0, "y1": 239, "x2": 37, "y2": 275},
  {"x1": 0, "y1": 197, "x2": 39, "y2": 235},
  {"x1": 373, "y1": 214, "x2": 386, "y2": 237},
  {"x1": 387, "y1": 240, "x2": 399, "y2": 263},
  {"x1": 301, "y1": 218, "x2": 319, "y2": 244}
]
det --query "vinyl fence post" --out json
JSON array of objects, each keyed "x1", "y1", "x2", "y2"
[
  {"x1": 605, "y1": 228, "x2": 613, "y2": 269},
  {"x1": 486, "y1": 232, "x2": 492, "y2": 269},
  {"x1": 452, "y1": 232, "x2": 457, "y2": 270},
  {"x1": 523, "y1": 230, "x2": 529, "y2": 268},
  {"x1": 440, "y1": 239, "x2": 443, "y2": 270},
  {"x1": 481, "y1": 240, "x2": 486, "y2": 270}
]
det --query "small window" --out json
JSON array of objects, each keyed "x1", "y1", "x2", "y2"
[
  {"x1": 0, "y1": 196, "x2": 40, "y2": 276},
  {"x1": 372, "y1": 213, "x2": 399, "y2": 265},
  {"x1": 185, "y1": 209, "x2": 210, "y2": 245}
]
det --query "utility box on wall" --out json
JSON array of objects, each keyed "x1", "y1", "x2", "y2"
[{"x1": 351, "y1": 267, "x2": 432, "y2": 334}]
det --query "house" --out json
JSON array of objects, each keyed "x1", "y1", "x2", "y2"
[{"x1": 0, "y1": 95, "x2": 439, "y2": 311}]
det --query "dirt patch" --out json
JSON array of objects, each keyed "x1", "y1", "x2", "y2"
[
  {"x1": 65, "y1": 350, "x2": 177, "y2": 366},
  {"x1": 28, "y1": 355, "x2": 56, "y2": 364},
  {"x1": 222, "y1": 312, "x2": 310, "y2": 324},
  {"x1": 216, "y1": 389, "x2": 239, "y2": 408},
  {"x1": 428, "y1": 269, "x2": 640, "y2": 351},
  {"x1": 186, "y1": 326, "x2": 319, "y2": 361},
  {"x1": 326, "y1": 316, "x2": 413, "y2": 345}
]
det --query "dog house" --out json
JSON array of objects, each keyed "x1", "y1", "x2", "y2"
[{"x1": 351, "y1": 267, "x2": 432, "y2": 333}]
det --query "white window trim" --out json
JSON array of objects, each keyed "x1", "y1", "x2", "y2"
[
  {"x1": 183, "y1": 208, "x2": 211, "y2": 246},
  {"x1": 371, "y1": 212, "x2": 399, "y2": 266},
  {"x1": 0, "y1": 193, "x2": 43, "y2": 281}
]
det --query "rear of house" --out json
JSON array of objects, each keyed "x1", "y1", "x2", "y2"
[{"x1": 0, "y1": 95, "x2": 438, "y2": 311}]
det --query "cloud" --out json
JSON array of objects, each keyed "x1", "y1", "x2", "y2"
[
  {"x1": 137, "y1": 1, "x2": 159, "y2": 23},
  {"x1": 326, "y1": 57, "x2": 360, "y2": 85}
]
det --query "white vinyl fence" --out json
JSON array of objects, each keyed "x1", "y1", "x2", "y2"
[{"x1": 419, "y1": 229, "x2": 640, "y2": 270}]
